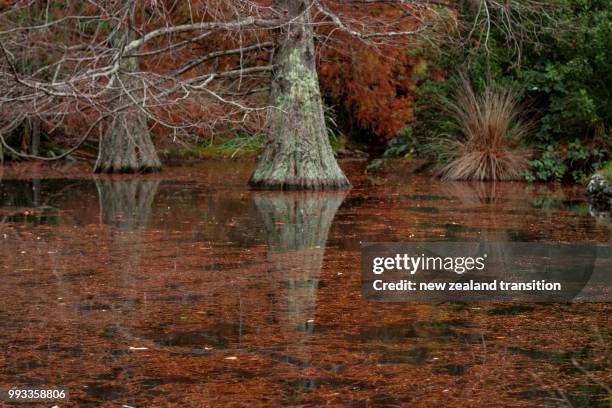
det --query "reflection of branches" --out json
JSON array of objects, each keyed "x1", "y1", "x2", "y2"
[{"x1": 572, "y1": 357, "x2": 612, "y2": 396}]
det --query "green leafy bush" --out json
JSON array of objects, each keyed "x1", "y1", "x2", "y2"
[
  {"x1": 384, "y1": 128, "x2": 417, "y2": 159},
  {"x1": 526, "y1": 141, "x2": 607, "y2": 182},
  {"x1": 597, "y1": 161, "x2": 612, "y2": 182},
  {"x1": 524, "y1": 145, "x2": 567, "y2": 182},
  {"x1": 386, "y1": 0, "x2": 612, "y2": 183}
]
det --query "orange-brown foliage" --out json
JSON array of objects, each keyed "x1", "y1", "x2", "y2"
[
  {"x1": 136, "y1": 1, "x2": 270, "y2": 141},
  {"x1": 317, "y1": 3, "x2": 424, "y2": 141},
  {"x1": 3, "y1": 0, "x2": 429, "y2": 145}
]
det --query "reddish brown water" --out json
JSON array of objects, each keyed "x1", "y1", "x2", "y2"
[{"x1": 0, "y1": 160, "x2": 610, "y2": 407}]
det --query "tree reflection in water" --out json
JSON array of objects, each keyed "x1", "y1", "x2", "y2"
[
  {"x1": 254, "y1": 191, "x2": 346, "y2": 388},
  {"x1": 93, "y1": 179, "x2": 161, "y2": 350},
  {"x1": 254, "y1": 191, "x2": 346, "y2": 334},
  {"x1": 95, "y1": 179, "x2": 160, "y2": 229},
  {"x1": 0, "y1": 167, "x2": 609, "y2": 405}
]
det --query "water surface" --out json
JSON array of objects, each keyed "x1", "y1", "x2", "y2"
[{"x1": 0, "y1": 160, "x2": 609, "y2": 407}]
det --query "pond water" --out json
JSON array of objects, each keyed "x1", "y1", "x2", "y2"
[{"x1": 0, "y1": 160, "x2": 609, "y2": 407}]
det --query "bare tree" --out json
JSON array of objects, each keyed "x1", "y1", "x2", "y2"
[
  {"x1": 0, "y1": 0, "x2": 439, "y2": 188},
  {"x1": 455, "y1": 0, "x2": 563, "y2": 65},
  {"x1": 93, "y1": 3, "x2": 161, "y2": 173}
]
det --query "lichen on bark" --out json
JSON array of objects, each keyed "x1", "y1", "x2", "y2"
[{"x1": 249, "y1": 0, "x2": 350, "y2": 190}]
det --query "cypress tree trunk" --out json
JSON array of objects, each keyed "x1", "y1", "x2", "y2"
[
  {"x1": 94, "y1": 109, "x2": 162, "y2": 174},
  {"x1": 94, "y1": 11, "x2": 161, "y2": 174},
  {"x1": 248, "y1": 0, "x2": 350, "y2": 190}
]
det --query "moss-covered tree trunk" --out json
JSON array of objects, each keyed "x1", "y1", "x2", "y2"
[
  {"x1": 94, "y1": 12, "x2": 161, "y2": 174},
  {"x1": 248, "y1": 0, "x2": 350, "y2": 190}
]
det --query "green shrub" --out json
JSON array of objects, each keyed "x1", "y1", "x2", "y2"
[
  {"x1": 384, "y1": 127, "x2": 417, "y2": 159},
  {"x1": 525, "y1": 141, "x2": 607, "y2": 182},
  {"x1": 386, "y1": 0, "x2": 612, "y2": 184},
  {"x1": 524, "y1": 145, "x2": 567, "y2": 182}
]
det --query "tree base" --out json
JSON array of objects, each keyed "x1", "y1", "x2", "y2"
[{"x1": 94, "y1": 111, "x2": 162, "y2": 174}]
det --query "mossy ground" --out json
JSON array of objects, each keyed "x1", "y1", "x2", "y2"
[{"x1": 158, "y1": 135, "x2": 264, "y2": 160}]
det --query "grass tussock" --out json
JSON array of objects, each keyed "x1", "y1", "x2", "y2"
[{"x1": 438, "y1": 80, "x2": 530, "y2": 181}]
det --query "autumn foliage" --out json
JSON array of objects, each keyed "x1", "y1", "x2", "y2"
[
  {"x1": 149, "y1": 0, "x2": 427, "y2": 143},
  {"x1": 0, "y1": 0, "x2": 439, "y2": 149},
  {"x1": 319, "y1": 41, "x2": 419, "y2": 141},
  {"x1": 317, "y1": 3, "x2": 426, "y2": 141}
]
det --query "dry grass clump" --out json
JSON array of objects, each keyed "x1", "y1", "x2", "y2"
[{"x1": 438, "y1": 79, "x2": 530, "y2": 181}]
